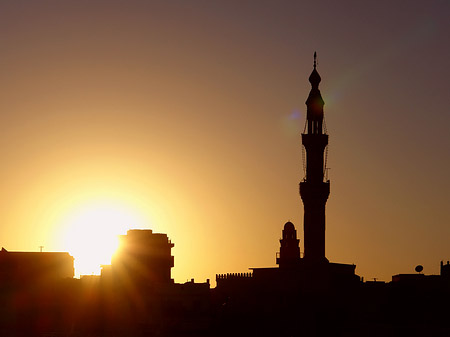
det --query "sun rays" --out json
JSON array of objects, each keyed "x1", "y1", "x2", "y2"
[{"x1": 57, "y1": 200, "x2": 149, "y2": 276}]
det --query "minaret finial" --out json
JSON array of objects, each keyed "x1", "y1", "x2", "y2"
[{"x1": 308, "y1": 52, "x2": 321, "y2": 88}]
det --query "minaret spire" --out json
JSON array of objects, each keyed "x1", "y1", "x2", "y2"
[
  {"x1": 300, "y1": 54, "x2": 330, "y2": 263},
  {"x1": 306, "y1": 53, "x2": 324, "y2": 134}
]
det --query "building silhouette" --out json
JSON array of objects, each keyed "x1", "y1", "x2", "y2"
[
  {"x1": 276, "y1": 221, "x2": 300, "y2": 268},
  {"x1": 0, "y1": 248, "x2": 75, "y2": 336},
  {"x1": 111, "y1": 229, "x2": 174, "y2": 287},
  {"x1": 0, "y1": 247, "x2": 74, "y2": 286}
]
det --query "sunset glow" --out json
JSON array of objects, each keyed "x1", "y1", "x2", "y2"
[
  {"x1": 58, "y1": 200, "x2": 148, "y2": 276},
  {"x1": 0, "y1": 1, "x2": 448, "y2": 284}
]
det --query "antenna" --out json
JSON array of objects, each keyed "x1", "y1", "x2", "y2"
[{"x1": 313, "y1": 52, "x2": 317, "y2": 68}]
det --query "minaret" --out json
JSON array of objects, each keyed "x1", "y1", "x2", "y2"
[
  {"x1": 276, "y1": 221, "x2": 301, "y2": 268},
  {"x1": 300, "y1": 53, "x2": 330, "y2": 264}
]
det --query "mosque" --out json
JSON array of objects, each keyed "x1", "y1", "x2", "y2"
[{"x1": 216, "y1": 54, "x2": 359, "y2": 294}]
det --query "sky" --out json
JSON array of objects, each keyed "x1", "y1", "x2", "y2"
[{"x1": 0, "y1": 0, "x2": 449, "y2": 283}]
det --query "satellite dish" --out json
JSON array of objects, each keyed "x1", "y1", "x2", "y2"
[{"x1": 415, "y1": 265, "x2": 423, "y2": 273}]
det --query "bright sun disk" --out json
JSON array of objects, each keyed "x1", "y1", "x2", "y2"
[{"x1": 59, "y1": 201, "x2": 148, "y2": 277}]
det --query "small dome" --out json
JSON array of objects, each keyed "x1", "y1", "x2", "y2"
[{"x1": 284, "y1": 221, "x2": 295, "y2": 232}]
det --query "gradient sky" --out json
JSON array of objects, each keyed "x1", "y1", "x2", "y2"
[{"x1": 0, "y1": 1, "x2": 449, "y2": 283}]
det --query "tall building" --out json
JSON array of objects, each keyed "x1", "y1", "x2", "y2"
[{"x1": 111, "y1": 229, "x2": 174, "y2": 287}]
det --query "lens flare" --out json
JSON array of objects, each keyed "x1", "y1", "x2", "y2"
[{"x1": 280, "y1": 109, "x2": 303, "y2": 137}]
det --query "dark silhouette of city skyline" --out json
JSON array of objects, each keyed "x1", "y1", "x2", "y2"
[{"x1": 1, "y1": 56, "x2": 450, "y2": 337}]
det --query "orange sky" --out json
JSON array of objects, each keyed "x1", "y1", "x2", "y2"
[{"x1": 0, "y1": 1, "x2": 449, "y2": 282}]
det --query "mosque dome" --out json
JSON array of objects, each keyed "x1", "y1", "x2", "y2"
[{"x1": 284, "y1": 221, "x2": 295, "y2": 232}]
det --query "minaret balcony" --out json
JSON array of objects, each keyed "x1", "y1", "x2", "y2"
[
  {"x1": 300, "y1": 181, "x2": 330, "y2": 202},
  {"x1": 301, "y1": 133, "x2": 328, "y2": 150}
]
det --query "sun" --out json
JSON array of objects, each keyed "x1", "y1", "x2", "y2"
[{"x1": 58, "y1": 200, "x2": 149, "y2": 277}]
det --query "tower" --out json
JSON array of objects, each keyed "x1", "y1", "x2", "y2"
[
  {"x1": 276, "y1": 221, "x2": 301, "y2": 268},
  {"x1": 300, "y1": 53, "x2": 330, "y2": 263}
]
